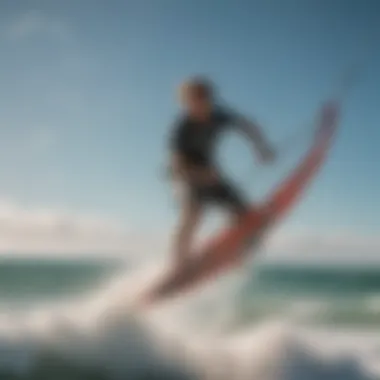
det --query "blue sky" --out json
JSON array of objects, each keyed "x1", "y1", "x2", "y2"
[{"x1": 0, "y1": 0, "x2": 379, "y2": 257}]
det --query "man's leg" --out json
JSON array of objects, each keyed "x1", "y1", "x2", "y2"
[
  {"x1": 222, "y1": 182, "x2": 274, "y2": 258},
  {"x1": 213, "y1": 180, "x2": 262, "y2": 256},
  {"x1": 214, "y1": 180, "x2": 250, "y2": 222},
  {"x1": 172, "y1": 185, "x2": 203, "y2": 271}
]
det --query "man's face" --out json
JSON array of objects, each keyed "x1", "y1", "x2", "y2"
[{"x1": 182, "y1": 89, "x2": 212, "y2": 119}]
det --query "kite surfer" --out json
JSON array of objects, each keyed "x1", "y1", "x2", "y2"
[{"x1": 167, "y1": 76, "x2": 276, "y2": 271}]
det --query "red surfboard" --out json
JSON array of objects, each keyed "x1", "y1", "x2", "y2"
[{"x1": 139, "y1": 100, "x2": 340, "y2": 306}]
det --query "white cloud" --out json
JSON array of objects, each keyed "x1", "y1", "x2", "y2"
[
  {"x1": 265, "y1": 227, "x2": 380, "y2": 262},
  {"x1": 4, "y1": 10, "x2": 73, "y2": 43},
  {"x1": 0, "y1": 199, "x2": 167, "y2": 258},
  {"x1": 0, "y1": 197, "x2": 377, "y2": 263}
]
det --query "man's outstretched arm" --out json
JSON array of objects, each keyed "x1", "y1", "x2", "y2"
[{"x1": 233, "y1": 114, "x2": 276, "y2": 163}]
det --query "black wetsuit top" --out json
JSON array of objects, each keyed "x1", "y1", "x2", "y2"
[
  {"x1": 169, "y1": 107, "x2": 248, "y2": 212},
  {"x1": 169, "y1": 107, "x2": 238, "y2": 170}
]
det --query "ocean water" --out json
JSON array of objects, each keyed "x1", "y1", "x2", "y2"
[{"x1": 0, "y1": 257, "x2": 379, "y2": 380}]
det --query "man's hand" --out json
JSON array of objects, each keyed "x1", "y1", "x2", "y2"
[{"x1": 233, "y1": 114, "x2": 276, "y2": 165}]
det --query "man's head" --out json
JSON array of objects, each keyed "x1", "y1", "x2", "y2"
[{"x1": 178, "y1": 76, "x2": 216, "y2": 118}]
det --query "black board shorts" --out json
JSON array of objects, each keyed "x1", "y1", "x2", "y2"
[{"x1": 188, "y1": 179, "x2": 249, "y2": 215}]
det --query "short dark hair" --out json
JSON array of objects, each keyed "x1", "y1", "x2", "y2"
[{"x1": 179, "y1": 76, "x2": 216, "y2": 101}]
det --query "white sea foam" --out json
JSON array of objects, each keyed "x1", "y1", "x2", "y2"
[{"x1": 0, "y1": 265, "x2": 377, "y2": 380}]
